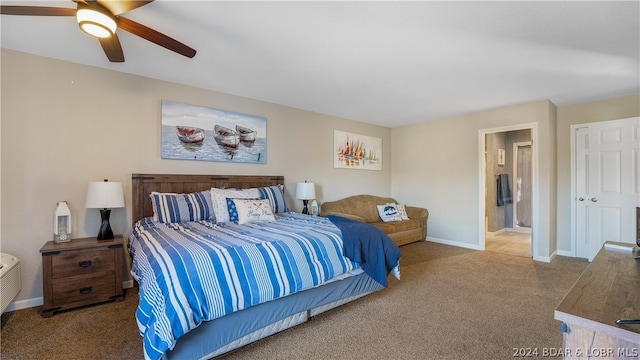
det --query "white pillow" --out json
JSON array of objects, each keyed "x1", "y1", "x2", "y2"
[
  {"x1": 396, "y1": 204, "x2": 410, "y2": 220},
  {"x1": 377, "y1": 203, "x2": 402, "y2": 222},
  {"x1": 232, "y1": 198, "x2": 276, "y2": 225},
  {"x1": 210, "y1": 187, "x2": 260, "y2": 223}
]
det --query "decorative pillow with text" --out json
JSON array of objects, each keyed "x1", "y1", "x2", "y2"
[
  {"x1": 377, "y1": 203, "x2": 403, "y2": 222},
  {"x1": 226, "y1": 197, "x2": 262, "y2": 223},
  {"x1": 231, "y1": 198, "x2": 276, "y2": 225},
  {"x1": 210, "y1": 187, "x2": 260, "y2": 223}
]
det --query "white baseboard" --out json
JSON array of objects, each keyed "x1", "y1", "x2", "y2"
[
  {"x1": 427, "y1": 236, "x2": 558, "y2": 263},
  {"x1": 487, "y1": 228, "x2": 508, "y2": 236},
  {"x1": 4, "y1": 296, "x2": 43, "y2": 312},
  {"x1": 487, "y1": 227, "x2": 532, "y2": 236},
  {"x1": 556, "y1": 249, "x2": 574, "y2": 257},
  {"x1": 533, "y1": 251, "x2": 555, "y2": 263},
  {"x1": 426, "y1": 236, "x2": 482, "y2": 251},
  {"x1": 3, "y1": 280, "x2": 135, "y2": 313}
]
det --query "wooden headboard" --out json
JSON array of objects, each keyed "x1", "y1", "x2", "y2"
[{"x1": 132, "y1": 174, "x2": 285, "y2": 224}]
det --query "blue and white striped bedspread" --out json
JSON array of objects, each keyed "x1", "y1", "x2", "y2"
[{"x1": 128, "y1": 213, "x2": 362, "y2": 360}]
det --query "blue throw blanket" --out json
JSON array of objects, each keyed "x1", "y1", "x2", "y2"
[{"x1": 328, "y1": 215, "x2": 401, "y2": 287}]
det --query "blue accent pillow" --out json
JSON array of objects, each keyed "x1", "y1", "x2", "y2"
[
  {"x1": 150, "y1": 190, "x2": 214, "y2": 223},
  {"x1": 257, "y1": 185, "x2": 289, "y2": 213}
]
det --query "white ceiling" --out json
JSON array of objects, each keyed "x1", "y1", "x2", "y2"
[{"x1": 1, "y1": 1, "x2": 638, "y2": 128}]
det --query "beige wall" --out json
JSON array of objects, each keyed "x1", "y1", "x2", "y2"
[
  {"x1": 391, "y1": 100, "x2": 557, "y2": 260},
  {"x1": 0, "y1": 49, "x2": 392, "y2": 307},
  {"x1": 391, "y1": 94, "x2": 638, "y2": 261},
  {"x1": 2, "y1": 48, "x2": 638, "y2": 309},
  {"x1": 555, "y1": 94, "x2": 640, "y2": 254}
]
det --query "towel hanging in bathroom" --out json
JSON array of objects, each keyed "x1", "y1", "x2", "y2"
[{"x1": 497, "y1": 174, "x2": 512, "y2": 206}]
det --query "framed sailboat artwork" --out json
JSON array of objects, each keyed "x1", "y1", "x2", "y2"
[
  {"x1": 333, "y1": 130, "x2": 382, "y2": 170},
  {"x1": 161, "y1": 100, "x2": 267, "y2": 164}
]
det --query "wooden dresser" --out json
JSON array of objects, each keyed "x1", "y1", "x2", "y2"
[
  {"x1": 39, "y1": 235, "x2": 124, "y2": 317},
  {"x1": 555, "y1": 242, "x2": 640, "y2": 359}
]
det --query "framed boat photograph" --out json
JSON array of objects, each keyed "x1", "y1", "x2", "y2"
[
  {"x1": 334, "y1": 130, "x2": 382, "y2": 170},
  {"x1": 161, "y1": 100, "x2": 267, "y2": 164}
]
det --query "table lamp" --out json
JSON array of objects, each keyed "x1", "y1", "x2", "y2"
[
  {"x1": 295, "y1": 181, "x2": 316, "y2": 215},
  {"x1": 85, "y1": 179, "x2": 125, "y2": 240}
]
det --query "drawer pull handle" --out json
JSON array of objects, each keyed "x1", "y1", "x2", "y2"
[
  {"x1": 78, "y1": 260, "x2": 92, "y2": 268},
  {"x1": 79, "y1": 287, "x2": 92, "y2": 294}
]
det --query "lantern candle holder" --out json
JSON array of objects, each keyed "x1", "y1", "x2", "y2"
[{"x1": 54, "y1": 201, "x2": 72, "y2": 243}]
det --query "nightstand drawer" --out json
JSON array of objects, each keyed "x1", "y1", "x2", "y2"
[
  {"x1": 51, "y1": 273, "x2": 116, "y2": 305},
  {"x1": 51, "y1": 248, "x2": 115, "y2": 278}
]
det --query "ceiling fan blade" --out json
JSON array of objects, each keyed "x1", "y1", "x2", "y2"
[
  {"x1": 99, "y1": 33, "x2": 125, "y2": 62},
  {"x1": 96, "y1": 0, "x2": 154, "y2": 16},
  {"x1": 117, "y1": 16, "x2": 196, "y2": 58},
  {"x1": 0, "y1": 6, "x2": 76, "y2": 16}
]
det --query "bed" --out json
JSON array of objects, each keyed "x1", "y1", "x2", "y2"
[{"x1": 128, "y1": 174, "x2": 401, "y2": 360}]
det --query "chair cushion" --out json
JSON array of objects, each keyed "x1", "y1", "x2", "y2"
[{"x1": 370, "y1": 222, "x2": 397, "y2": 235}]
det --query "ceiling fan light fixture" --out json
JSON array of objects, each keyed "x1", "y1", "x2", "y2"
[{"x1": 77, "y1": 6, "x2": 116, "y2": 38}]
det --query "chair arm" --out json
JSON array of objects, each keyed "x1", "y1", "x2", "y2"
[{"x1": 405, "y1": 206, "x2": 429, "y2": 220}]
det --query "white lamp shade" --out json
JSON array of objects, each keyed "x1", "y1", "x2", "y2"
[
  {"x1": 85, "y1": 181, "x2": 125, "y2": 209},
  {"x1": 295, "y1": 182, "x2": 316, "y2": 200}
]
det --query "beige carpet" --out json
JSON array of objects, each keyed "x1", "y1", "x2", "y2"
[{"x1": 0, "y1": 241, "x2": 588, "y2": 360}]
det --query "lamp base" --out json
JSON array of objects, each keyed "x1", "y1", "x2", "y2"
[
  {"x1": 302, "y1": 200, "x2": 309, "y2": 215},
  {"x1": 97, "y1": 209, "x2": 114, "y2": 241}
]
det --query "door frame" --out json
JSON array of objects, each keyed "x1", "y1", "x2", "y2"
[
  {"x1": 569, "y1": 124, "x2": 585, "y2": 258},
  {"x1": 479, "y1": 123, "x2": 540, "y2": 260}
]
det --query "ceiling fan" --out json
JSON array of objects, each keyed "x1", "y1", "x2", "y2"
[{"x1": 0, "y1": 0, "x2": 196, "y2": 62}]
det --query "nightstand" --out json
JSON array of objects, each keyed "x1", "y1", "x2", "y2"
[{"x1": 39, "y1": 235, "x2": 124, "y2": 317}]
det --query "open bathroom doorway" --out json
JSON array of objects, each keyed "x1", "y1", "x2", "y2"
[{"x1": 483, "y1": 128, "x2": 533, "y2": 258}]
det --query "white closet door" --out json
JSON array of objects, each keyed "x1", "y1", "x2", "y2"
[{"x1": 575, "y1": 117, "x2": 640, "y2": 261}]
